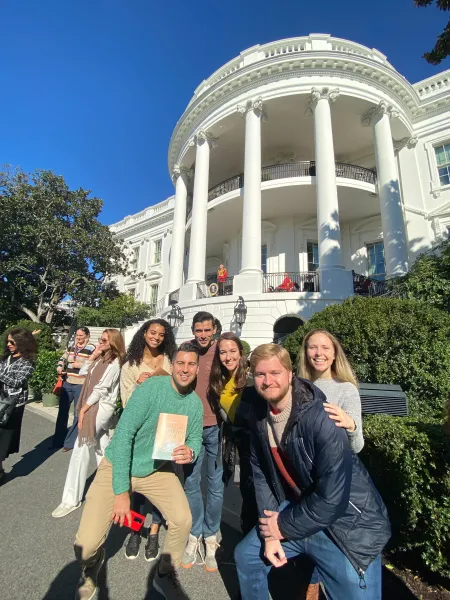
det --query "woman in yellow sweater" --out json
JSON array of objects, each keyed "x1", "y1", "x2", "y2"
[{"x1": 208, "y1": 332, "x2": 258, "y2": 534}]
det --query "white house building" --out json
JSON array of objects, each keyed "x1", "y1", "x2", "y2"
[{"x1": 111, "y1": 33, "x2": 450, "y2": 348}]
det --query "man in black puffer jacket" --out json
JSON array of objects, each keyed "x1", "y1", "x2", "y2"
[{"x1": 234, "y1": 344, "x2": 390, "y2": 600}]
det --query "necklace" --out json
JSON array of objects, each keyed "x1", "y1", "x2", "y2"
[{"x1": 143, "y1": 353, "x2": 162, "y2": 371}]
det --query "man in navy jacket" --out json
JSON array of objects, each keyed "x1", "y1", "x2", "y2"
[{"x1": 234, "y1": 344, "x2": 390, "y2": 600}]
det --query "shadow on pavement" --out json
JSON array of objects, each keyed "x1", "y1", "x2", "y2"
[
  {"x1": 40, "y1": 559, "x2": 111, "y2": 600},
  {"x1": 6, "y1": 435, "x2": 58, "y2": 484},
  {"x1": 144, "y1": 553, "x2": 189, "y2": 600}
]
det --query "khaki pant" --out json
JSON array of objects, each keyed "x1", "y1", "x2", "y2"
[{"x1": 74, "y1": 458, "x2": 192, "y2": 567}]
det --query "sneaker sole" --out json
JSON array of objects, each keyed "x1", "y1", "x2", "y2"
[
  {"x1": 205, "y1": 565, "x2": 218, "y2": 573},
  {"x1": 124, "y1": 551, "x2": 140, "y2": 560},
  {"x1": 144, "y1": 549, "x2": 161, "y2": 563},
  {"x1": 52, "y1": 503, "x2": 81, "y2": 518},
  {"x1": 181, "y1": 561, "x2": 194, "y2": 569}
]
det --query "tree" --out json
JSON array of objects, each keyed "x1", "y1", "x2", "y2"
[
  {"x1": 76, "y1": 294, "x2": 152, "y2": 328},
  {"x1": 0, "y1": 167, "x2": 128, "y2": 323},
  {"x1": 415, "y1": 0, "x2": 450, "y2": 64}
]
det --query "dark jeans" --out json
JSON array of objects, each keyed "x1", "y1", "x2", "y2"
[
  {"x1": 183, "y1": 424, "x2": 224, "y2": 538},
  {"x1": 218, "y1": 281, "x2": 225, "y2": 296},
  {"x1": 131, "y1": 492, "x2": 164, "y2": 529},
  {"x1": 52, "y1": 382, "x2": 82, "y2": 449},
  {"x1": 234, "y1": 501, "x2": 382, "y2": 600},
  {"x1": 235, "y1": 431, "x2": 258, "y2": 535}
]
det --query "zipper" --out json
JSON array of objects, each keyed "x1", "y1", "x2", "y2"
[
  {"x1": 327, "y1": 527, "x2": 366, "y2": 580},
  {"x1": 358, "y1": 568, "x2": 367, "y2": 589},
  {"x1": 349, "y1": 501, "x2": 362, "y2": 514},
  {"x1": 300, "y1": 437, "x2": 313, "y2": 464}
]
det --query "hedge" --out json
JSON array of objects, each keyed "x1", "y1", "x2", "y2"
[
  {"x1": 284, "y1": 297, "x2": 450, "y2": 418},
  {"x1": 361, "y1": 414, "x2": 450, "y2": 577},
  {"x1": 30, "y1": 350, "x2": 61, "y2": 397}
]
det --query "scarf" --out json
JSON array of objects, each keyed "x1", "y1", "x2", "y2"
[{"x1": 77, "y1": 357, "x2": 110, "y2": 447}]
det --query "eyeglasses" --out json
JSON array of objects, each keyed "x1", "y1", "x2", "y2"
[
  {"x1": 99, "y1": 338, "x2": 109, "y2": 343},
  {"x1": 7, "y1": 340, "x2": 15, "y2": 345}
]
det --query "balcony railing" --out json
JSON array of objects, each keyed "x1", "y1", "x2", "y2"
[
  {"x1": 262, "y1": 272, "x2": 319, "y2": 293},
  {"x1": 197, "y1": 276, "x2": 234, "y2": 298},
  {"x1": 353, "y1": 273, "x2": 387, "y2": 297},
  {"x1": 187, "y1": 162, "x2": 376, "y2": 221},
  {"x1": 151, "y1": 297, "x2": 166, "y2": 317}
]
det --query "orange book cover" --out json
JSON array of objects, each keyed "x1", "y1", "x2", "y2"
[{"x1": 152, "y1": 413, "x2": 188, "y2": 460}]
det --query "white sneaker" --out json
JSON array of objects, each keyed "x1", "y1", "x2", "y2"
[
  {"x1": 181, "y1": 534, "x2": 203, "y2": 568},
  {"x1": 204, "y1": 534, "x2": 220, "y2": 572},
  {"x1": 52, "y1": 502, "x2": 81, "y2": 518}
]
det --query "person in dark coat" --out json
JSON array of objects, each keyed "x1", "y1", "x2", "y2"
[{"x1": 234, "y1": 343, "x2": 390, "y2": 600}]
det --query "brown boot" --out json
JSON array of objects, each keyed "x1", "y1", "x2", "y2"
[{"x1": 305, "y1": 583, "x2": 320, "y2": 600}]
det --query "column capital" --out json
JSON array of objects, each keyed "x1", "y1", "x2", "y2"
[
  {"x1": 172, "y1": 164, "x2": 194, "y2": 183},
  {"x1": 361, "y1": 101, "x2": 399, "y2": 127},
  {"x1": 237, "y1": 96, "x2": 267, "y2": 121},
  {"x1": 188, "y1": 130, "x2": 218, "y2": 149},
  {"x1": 306, "y1": 87, "x2": 340, "y2": 114},
  {"x1": 393, "y1": 136, "x2": 418, "y2": 152}
]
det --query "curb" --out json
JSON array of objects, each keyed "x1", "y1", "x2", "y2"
[{"x1": 26, "y1": 402, "x2": 58, "y2": 424}]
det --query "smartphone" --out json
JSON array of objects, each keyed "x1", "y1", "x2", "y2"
[{"x1": 123, "y1": 510, "x2": 145, "y2": 532}]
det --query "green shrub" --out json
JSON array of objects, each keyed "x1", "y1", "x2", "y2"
[
  {"x1": 30, "y1": 350, "x2": 61, "y2": 397},
  {"x1": 241, "y1": 340, "x2": 251, "y2": 357},
  {"x1": 361, "y1": 414, "x2": 450, "y2": 577},
  {"x1": 0, "y1": 320, "x2": 55, "y2": 353},
  {"x1": 284, "y1": 297, "x2": 450, "y2": 418}
]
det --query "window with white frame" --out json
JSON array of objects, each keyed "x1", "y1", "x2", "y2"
[
  {"x1": 128, "y1": 288, "x2": 136, "y2": 299},
  {"x1": 153, "y1": 239, "x2": 162, "y2": 264},
  {"x1": 131, "y1": 246, "x2": 140, "y2": 270},
  {"x1": 261, "y1": 245, "x2": 268, "y2": 274},
  {"x1": 307, "y1": 242, "x2": 319, "y2": 272},
  {"x1": 366, "y1": 241, "x2": 385, "y2": 280},
  {"x1": 435, "y1": 143, "x2": 450, "y2": 186},
  {"x1": 149, "y1": 284, "x2": 158, "y2": 313}
]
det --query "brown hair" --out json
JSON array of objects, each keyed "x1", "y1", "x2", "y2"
[
  {"x1": 209, "y1": 333, "x2": 248, "y2": 413},
  {"x1": 249, "y1": 344, "x2": 292, "y2": 375},
  {"x1": 298, "y1": 329, "x2": 357, "y2": 387},
  {"x1": 3, "y1": 328, "x2": 37, "y2": 361},
  {"x1": 102, "y1": 328, "x2": 126, "y2": 364}
]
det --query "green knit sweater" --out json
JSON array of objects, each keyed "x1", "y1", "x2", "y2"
[{"x1": 105, "y1": 376, "x2": 203, "y2": 494}]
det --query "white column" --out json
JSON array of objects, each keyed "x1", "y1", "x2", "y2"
[
  {"x1": 233, "y1": 98, "x2": 266, "y2": 295},
  {"x1": 363, "y1": 101, "x2": 408, "y2": 277},
  {"x1": 168, "y1": 165, "x2": 192, "y2": 292},
  {"x1": 309, "y1": 88, "x2": 352, "y2": 296},
  {"x1": 186, "y1": 131, "x2": 216, "y2": 284}
]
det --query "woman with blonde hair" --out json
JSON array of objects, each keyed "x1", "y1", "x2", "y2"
[
  {"x1": 298, "y1": 328, "x2": 363, "y2": 600},
  {"x1": 52, "y1": 328, "x2": 125, "y2": 518}
]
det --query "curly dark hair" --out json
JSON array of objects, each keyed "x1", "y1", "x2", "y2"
[
  {"x1": 208, "y1": 332, "x2": 248, "y2": 415},
  {"x1": 123, "y1": 319, "x2": 177, "y2": 367},
  {"x1": 3, "y1": 328, "x2": 37, "y2": 361}
]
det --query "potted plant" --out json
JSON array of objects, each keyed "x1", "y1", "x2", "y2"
[{"x1": 30, "y1": 350, "x2": 61, "y2": 407}]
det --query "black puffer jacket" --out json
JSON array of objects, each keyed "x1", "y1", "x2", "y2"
[{"x1": 249, "y1": 376, "x2": 391, "y2": 579}]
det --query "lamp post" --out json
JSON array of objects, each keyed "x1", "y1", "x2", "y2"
[
  {"x1": 167, "y1": 304, "x2": 184, "y2": 329},
  {"x1": 234, "y1": 296, "x2": 247, "y2": 327}
]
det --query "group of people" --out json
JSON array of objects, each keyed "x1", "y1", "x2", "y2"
[{"x1": 0, "y1": 312, "x2": 391, "y2": 600}]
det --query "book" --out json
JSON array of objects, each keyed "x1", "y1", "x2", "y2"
[{"x1": 152, "y1": 413, "x2": 188, "y2": 460}]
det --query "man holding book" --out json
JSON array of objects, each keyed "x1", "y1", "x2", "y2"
[{"x1": 73, "y1": 342, "x2": 203, "y2": 600}]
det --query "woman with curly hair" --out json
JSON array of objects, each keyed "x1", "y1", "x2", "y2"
[
  {"x1": 0, "y1": 328, "x2": 37, "y2": 483},
  {"x1": 208, "y1": 332, "x2": 259, "y2": 535},
  {"x1": 120, "y1": 318, "x2": 176, "y2": 562}
]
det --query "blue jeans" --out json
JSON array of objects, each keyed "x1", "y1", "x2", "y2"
[
  {"x1": 183, "y1": 424, "x2": 224, "y2": 538},
  {"x1": 131, "y1": 492, "x2": 164, "y2": 527},
  {"x1": 234, "y1": 502, "x2": 382, "y2": 600},
  {"x1": 52, "y1": 382, "x2": 82, "y2": 449}
]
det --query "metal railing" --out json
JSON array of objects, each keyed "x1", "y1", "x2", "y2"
[
  {"x1": 262, "y1": 272, "x2": 319, "y2": 293},
  {"x1": 197, "y1": 276, "x2": 233, "y2": 298},
  {"x1": 187, "y1": 162, "x2": 376, "y2": 222},
  {"x1": 352, "y1": 273, "x2": 387, "y2": 297},
  {"x1": 150, "y1": 297, "x2": 166, "y2": 316}
]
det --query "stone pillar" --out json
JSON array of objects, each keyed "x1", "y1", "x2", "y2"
[
  {"x1": 179, "y1": 131, "x2": 217, "y2": 302},
  {"x1": 233, "y1": 97, "x2": 266, "y2": 295},
  {"x1": 362, "y1": 101, "x2": 409, "y2": 277},
  {"x1": 168, "y1": 165, "x2": 192, "y2": 292},
  {"x1": 309, "y1": 87, "x2": 353, "y2": 296}
]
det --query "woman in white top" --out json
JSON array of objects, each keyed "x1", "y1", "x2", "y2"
[
  {"x1": 52, "y1": 328, "x2": 125, "y2": 518},
  {"x1": 297, "y1": 328, "x2": 364, "y2": 600}
]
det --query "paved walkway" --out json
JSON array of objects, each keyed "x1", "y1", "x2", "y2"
[{"x1": 0, "y1": 405, "x2": 307, "y2": 600}]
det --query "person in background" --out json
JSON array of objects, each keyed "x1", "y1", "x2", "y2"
[
  {"x1": 208, "y1": 332, "x2": 258, "y2": 535},
  {"x1": 120, "y1": 318, "x2": 176, "y2": 562},
  {"x1": 234, "y1": 344, "x2": 390, "y2": 600},
  {"x1": 182, "y1": 311, "x2": 224, "y2": 573},
  {"x1": 52, "y1": 329, "x2": 125, "y2": 518},
  {"x1": 276, "y1": 272, "x2": 295, "y2": 292},
  {"x1": 51, "y1": 327, "x2": 97, "y2": 451},
  {"x1": 0, "y1": 329, "x2": 37, "y2": 483},
  {"x1": 73, "y1": 342, "x2": 203, "y2": 600},
  {"x1": 217, "y1": 264, "x2": 228, "y2": 296},
  {"x1": 297, "y1": 328, "x2": 364, "y2": 599}
]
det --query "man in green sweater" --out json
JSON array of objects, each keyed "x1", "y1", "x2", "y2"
[{"x1": 74, "y1": 342, "x2": 204, "y2": 600}]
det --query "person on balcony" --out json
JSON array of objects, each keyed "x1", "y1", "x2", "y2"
[
  {"x1": 217, "y1": 264, "x2": 228, "y2": 296},
  {"x1": 276, "y1": 273, "x2": 296, "y2": 292}
]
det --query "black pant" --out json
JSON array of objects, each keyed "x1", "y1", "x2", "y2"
[
  {"x1": 235, "y1": 431, "x2": 258, "y2": 535},
  {"x1": 218, "y1": 281, "x2": 225, "y2": 296}
]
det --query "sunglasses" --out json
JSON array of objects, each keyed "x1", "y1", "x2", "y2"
[
  {"x1": 99, "y1": 338, "x2": 109, "y2": 343},
  {"x1": 7, "y1": 340, "x2": 15, "y2": 345}
]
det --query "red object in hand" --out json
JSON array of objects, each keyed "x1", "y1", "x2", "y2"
[{"x1": 123, "y1": 510, "x2": 145, "y2": 532}]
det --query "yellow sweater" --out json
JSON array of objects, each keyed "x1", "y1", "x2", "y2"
[{"x1": 219, "y1": 377, "x2": 242, "y2": 424}]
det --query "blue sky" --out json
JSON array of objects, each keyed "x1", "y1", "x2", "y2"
[{"x1": 1, "y1": 0, "x2": 449, "y2": 225}]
